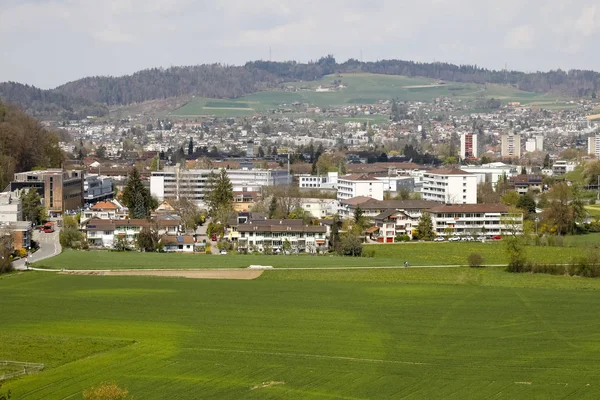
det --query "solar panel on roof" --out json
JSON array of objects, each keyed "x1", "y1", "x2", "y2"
[{"x1": 177, "y1": 237, "x2": 184, "y2": 243}]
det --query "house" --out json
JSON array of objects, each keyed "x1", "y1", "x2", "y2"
[
  {"x1": 84, "y1": 217, "x2": 182, "y2": 248},
  {"x1": 422, "y1": 168, "x2": 477, "y2": 204},
  {"x1": 81, "y1": 200, "x2": 127, "y2": 224},
  {"x1": 236, "y1": 221, "x2": 327, "y2": 254},
  {"x1": 232, "y1": 191, "x2": 260, "y2": 212},
  {"x1": 552, "y1": 160, "x2": 577, "y2": 176},
  {"x1": 372, "y1": 210, "x2": 419, "y2": 242},
  {"x1": 508, "y1": 175, "x2": 543, "y2": 194},
  {"x1": 429, "y1": 204, "x2": 523, "y2": 237},
  {"x1": 339, "y1": 197, "x2": 438, "y2": 220},
  {"x1": 299, "y1": 198, "x2": 339, "y2": 218},
  {"x1": 161, "y1": 235, "x2": 195, "y2": 253}
]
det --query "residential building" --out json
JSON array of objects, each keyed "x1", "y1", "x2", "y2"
[
  {"x1": 161, "y1": 235, "x2": 195, "y2": 253},
  {"x1": 508, "y1": 175, "x2": 543, "y2": 194},
  {"x1": 299, "y1": 198, "x2": 339, "y2": 218},
  {"x1": 501, "y1": 133, "x2": 521, "y2": 158},
  {"x1": 84, "y1": 175, "x2": 113, "y2": 204},
  {"x1": 81, "y1": 200, "x2": 127, "y2": 224},
  {"x1": 535, "y1": 135, "x2": 544, "y2": 152},
  {"x1": 429, "y1": 204, "x2": 523, "y2": 237},
  {"x1": 460, "y1": 133, "x2": 478, "y2": 159},
  {"x1": 338, "y1": 197, "x2": 438, "y2": 220},
  {"x1": 374, "y1": 175, "x2": 415, "y2": 194},
  {"x1": 11, "y1": 169, "x2": 84, "y2": 217},
  {"x1": 588, "y1": 134, "x2": 600, "y2": 157},
  {"x1": 150, "y1": 165, "x2": 291, "y2": 205},
  {"x1": 0, "y1": 193, "x2": 22, "y2": 222},
  {"x1": 552, "y1": 160, "x2": 577, "y2": 176},
  {"x1": 1, "y1": 221, "x2": 32, "y2": 251},
  {"x1": 232, "y1": 191, "x2": 260, "y2": 212},
  {"x1": 525, "y1": 139, "x2": 536, "y2": 153},
  {"x1": 236, "y1": 221, "x2": 328, "y2": 254},
  {"x1": 84, "y1": 217, "x2": 182, "y2": 248},
  {"x1": 337, "y1": 174, "x2": 384, "y2": 201},
  {"x1": 422, "y1": 169, "x2": 477, "y2": 204},
  {"x1": 298, "y1": 172, "x2": 338, "y2": 189},
  {"x1": 372, "y1": 209, "x2": 420, "y2": 242}
]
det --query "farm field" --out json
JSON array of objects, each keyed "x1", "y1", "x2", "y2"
[
  {"x1": 4, "y1": 268, "x2": 600, "y2": 399},
  {"x1": 35, "y1": 241, "x2": 591, "y2": 271},
  {"x1": 169, "y1": 73, "x2": 567, "y2": 118}
]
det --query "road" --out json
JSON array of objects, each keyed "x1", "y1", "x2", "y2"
[{"x1": 14, "y1": 229, "x2": 61, "y2": 271}]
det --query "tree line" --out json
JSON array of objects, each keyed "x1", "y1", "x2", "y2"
[
  {"x1": 0, "y1": 101, "x2": 64, "y2": 190},
  {"x1": 2, "y1": 55, "x2": 599, "y2": 118}
]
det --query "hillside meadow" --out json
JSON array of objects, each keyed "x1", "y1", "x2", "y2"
[{"x1": 4, "y1": 267, "x2": 600, "y2": 399}]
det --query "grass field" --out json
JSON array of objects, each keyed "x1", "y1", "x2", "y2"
[
  {"x1": 4, "y1": 267, "x2": 600, "y2": 399},
  {"x1": 169, "y1": 73, "x2": 567, "y2": 117},
  {"x1": 35, "y1": 240, "x2": 595, "y2": 271}
]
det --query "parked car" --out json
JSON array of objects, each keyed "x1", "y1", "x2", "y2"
[
  {"x1": 448, "y1": 236, "x2": 461, "y2": 242},
  {"x1": 211, "y1": 234, "x2": 217, "y2": 241},
  {"x1": 462, "y1": 236, "x2": 474, "y2": 242},
  {"x1": 220, "y1": 250, "x2": 227, "y2": 255},
  {"x1": 476, "y1": 236, "x2": 486, "y2": 241},
  {"x1": 492, "y1": 235, "x2": 503, "y2": 240},
  {"x1": 433, "y1": 237, "x2": 445, "y2": 242}
]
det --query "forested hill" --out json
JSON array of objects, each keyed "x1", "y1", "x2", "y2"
[
  {"x1": 0, "y1": 100, "x2": 64, "y2": 190},
  {"x1": 0, "y1": 82, "x2": 109, "y2": 119},
  {"x1": 2, "y1": 56, "x2": 599, "y2": 118}
]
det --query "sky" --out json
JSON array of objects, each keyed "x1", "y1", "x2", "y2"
[{"x1": 1, "y1": 0, "x2": 600, "y2": 89}]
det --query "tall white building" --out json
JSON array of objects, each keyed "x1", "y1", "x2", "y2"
[
  {"x1": 337, "y1": 174, "x2": 384, "y2": 201},
  {"x1": 501, "y1": 133, "x2": 521, "y2": 158},
  {"x1": 298, "y1": 172, "x2": 338, "y2": 189},
  {"x1": 588, "y1": 134, "x2": 600, "y2": 157},
  {"x1": 535, "y1": 135, "x2": 544, "y2": 152},
  {"x1": 422, "y1": 169, "x2": 477, "y2": 204},
  {"x1": 150, "y1": 166, "x2": 291, "y2": 205},
  {"x1": 460, "y1": 133, "x2": 478, "y2": 159},
  {"x1": 0, "y1": 192, "x2": 22, "y2": 222}
]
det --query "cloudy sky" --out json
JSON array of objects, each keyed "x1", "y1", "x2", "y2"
[{"x1": 1, "y1": 0, "x2": 599, "y2": 89}]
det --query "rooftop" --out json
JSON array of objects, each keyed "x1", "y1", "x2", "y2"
[
  {"x1": 428, "y1": 204, "x2": 510, "y2": 213},
  {"x1": 426, "y1": 168, "x2": 473, "y2": 176}
]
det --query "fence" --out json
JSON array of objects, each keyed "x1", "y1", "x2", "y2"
[{"x1": 0, "y1": 361, "x2": 44, "y2": 380}]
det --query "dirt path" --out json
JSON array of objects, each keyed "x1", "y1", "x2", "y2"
[{"x1": 60, "y1": 269, "x2": 264, "y2": 280}]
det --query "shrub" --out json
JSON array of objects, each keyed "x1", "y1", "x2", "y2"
[
  {"x1": 467, "y1": 253, "x2": 484, "y2": 268},
  {"x1": 394, "y1": 234, "x2": 410, "y2": 242},
  {"x1": 83, "y1": 382, "x2": 129, "y2": 400},
  {"x1": 362, "y1": 249, "x2": 376, "y2": 258}
]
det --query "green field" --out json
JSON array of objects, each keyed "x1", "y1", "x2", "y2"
[
  {"x1": 4, "y1": 267, "x2": 600, "y2": 399},
  {"x1": 35, "y1": 241, "x2": 592, "y2": 270},
  {"x1": 170, "y1": 73, "x2": 567, "y2": 117}
]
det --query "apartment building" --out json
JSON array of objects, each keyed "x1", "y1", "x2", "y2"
[
  {"x1": 299, "y1": 198, "x2": 339, "y2": 218},
  {"x1": 236, "y1": 221, "x2": 328, "y2": 254},
  {"x1": 0, "y1": 192, "x2": 22, "y2": 222},
  {"x1": 80, "y1": 200, "x2": 127, "y2": 224},
  {"x1": 11, "y1": 169, "x2": 84, "y2": 217},
  {"x1": 1, "y1": 221, "x2": 32, "y2": 252},
  {"x1": 501, "y1": 133, "x2": 521, "y2": 158},
  {"x1": 422, "y1": 169, "x2": 477, "y2": 204},
  {"x1": 84, "y1": 175, "x2": 113, "y2": 204},
  {"x1": 460, "y1": 133, "x2": 478, "y2": 159},
  {"x1": 337, "y1": 174, "x2": 384, "y2": 201},
  {"x1": 588, "y1": 134, "x2": 600, "y2": 157},
  {"x1": 84, "y1": 217, "x2": 182, "y2": 248},
  {"x1": 338, "y1": 197, "x2": 438, "y2": 220},
  {"x1": 508, "y1": 175, "x2": 543, "y2": 194},
  {"x1": 150, "y1": 166, "x2": 291, "y2": 205},
  {"x1": 552, "y1": 160, "x2": 577, "y2": 176},
  {"x1": 298, "y1": 172, "x2": 339, "y2": 189},
  {"x1": 429, "y1": 204, "x2": 523, "y2": 237}
]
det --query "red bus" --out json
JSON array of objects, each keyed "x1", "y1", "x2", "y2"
[{"x1": 42, "y1": 222, "x2": 55, "y2": 233}]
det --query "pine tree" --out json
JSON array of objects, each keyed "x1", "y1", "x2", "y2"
[
  {"x1": 415, "y1": 212, "x2": 435, "y2": 241},
  {"x1": 122, "y1": 167, "x2": 156, "y2": 219},
  {"x1": 188, "y1": 137, "x2": 194, "y2": 155},
  {"x1": 268, "y1": 196, "x2": 278, "y2": 219},
  {"x1": 205, "y1": 168, "x2": 233, "y2": 219}
]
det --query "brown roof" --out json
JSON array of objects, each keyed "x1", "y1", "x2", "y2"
[
  {"x1": 249, "y1": 219, "x2": 304, "y2": 226},
  {"x1": 237, "y1": 225, "x2": 326, "y2": 233},
  {"x1": 341, "y1": 198, "x2": 438, "y2": 210},
  {"x1": 428, "y1": 204, "x2": 510, "y2": 213},
  {"x1": 426, "y1": 168, "x2": 473, "y2": 175},
  {"x1": 161, "y1": 235, "x2": 195, "y2": 245},
  {"x1": 340, "y1": 196, "x2": 373, "y2": 206},
  {"x1": 339, "y1": 174, "x2": 380, "y2": 182},
  {"x1": 91, "y1": 201, "x2": 119, "y2": 211},
  {"x1": 84, "y1": 217, "x2": 180, "y2": 231}
]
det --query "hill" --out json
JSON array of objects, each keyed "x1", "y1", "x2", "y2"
[
  {"x1": 0, "y1": 82, "x2": 108, "y2": 119},
  {"x1": 2, "y1": 56, "x2": 599, "y2": 118},
  {"x1": 0, "y1": 100, "x2": 64, "y2": 189}
]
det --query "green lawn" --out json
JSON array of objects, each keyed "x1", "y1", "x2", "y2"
[
  {"x1": 4, "y1": 268, "x2": 600, "y2": 399},
  {"x1": 36, "y1": 241, "x2": 591, "y2": 270},
  {"x1": 169, "y1": 73, "x2": 566, "y2": 117}
]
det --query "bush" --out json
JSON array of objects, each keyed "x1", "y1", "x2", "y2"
[
  {"x1": 467, "y1": 253, "x2": 484, "y2": 268},
  {"x1": 362, "y1": 249, "x2": 376, "y2": 258},
  {"x1": 394, "y1": 234, "x2": 410, "y2": 242},
  {"x1": 59, "y1": 228, "x2": 83, "y2": 249},
  {"x1": 83, "y1": 382, "x2": 130, "y2": 400}
]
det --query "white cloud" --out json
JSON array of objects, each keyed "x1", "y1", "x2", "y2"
[{"x1": 1, "y1": 0, "x2": 600, "y2": 88}]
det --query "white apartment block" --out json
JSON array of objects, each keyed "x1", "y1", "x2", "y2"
[
  {"x1": 525, "y1": 135, "x2": 544, "y2": 153},
  {"x1": 429, "y1": 204, "x2": 523, "y2": 237},
  {"x1": 151, "y1": 166, "x2": 291, "y2": 205},
  {"x1": 237, "y1": 223, "x2": 328, "y2": 254},
  {"x1": 299, "y1": 198, "x2": 340, "y2": 218},
  {"x1": 525, "y1": 139, "x2": 536, "y2": 153},
  {"x1": 501, "y1": 133, "x2": 521, "y2": 158},
  {"x1": 422, "y1": 169, "x2": 477, "y2": 204},
  {"x1": 84, "y1": 218, "x2": 182, "y2": 248},
  {"x1": 0, "y1": 192, "x2": 22, "y2": 222},
  {"x1": 552, "y1": 160, "x2": 577, "y2": 176},
  {"x1": 588, "y1": 134, "x2": 600, "y2": 157},
  {"x1": 337, "y1": 174, "x2": 384, "y2": 201},
  {"x1": 461, "y1": 162, "x2": 517, "y2": 189},
  {"x1": 298, "y1": 172, "x2": 338, "y2": 189},
  {"x1": 460, "y1": 133, "x2": 478, "y2": 159}
]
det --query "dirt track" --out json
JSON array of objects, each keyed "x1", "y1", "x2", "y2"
[{"x1": 60, "y1": 269, "x2": 264, "y2": 280}]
